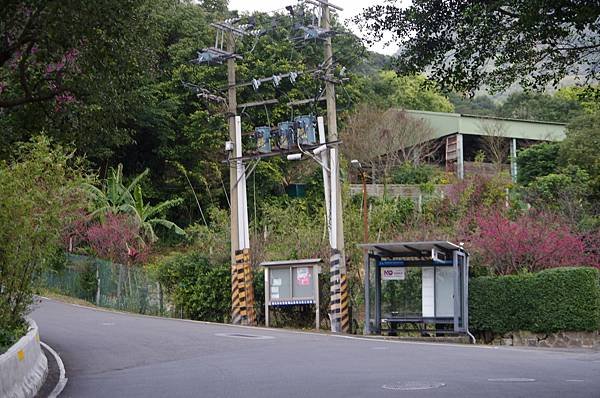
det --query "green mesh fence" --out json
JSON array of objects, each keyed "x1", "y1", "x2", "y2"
[{"x1": 42, "y1": 254, "x2": 169, "y2": 316}]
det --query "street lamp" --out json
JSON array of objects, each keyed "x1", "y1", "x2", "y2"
[{"x1": 351, "y1": 159, "x2": 368, "y2": 243}]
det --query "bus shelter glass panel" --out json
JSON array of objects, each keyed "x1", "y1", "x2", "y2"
[
  {"x1": 381, "y1": 268, "x2": 422, "y2": 318},
  {"x1": 435, "y1": 267, "x2": 454, "y2": 317},
  {"x1": 270, "y1": 268, "x2": 291, "y2": 300}
]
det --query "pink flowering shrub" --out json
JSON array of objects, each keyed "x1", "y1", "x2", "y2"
[
  {"x1": 86, "y1": 213, "x2": 147, "y2": 265},
  {"x1": 470, "y1": 210, "x2": 590, "y2": 274}
]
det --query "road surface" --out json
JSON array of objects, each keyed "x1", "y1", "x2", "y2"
[{"x1": 32, "y1": 298, "x2": 600, "y2": 398}]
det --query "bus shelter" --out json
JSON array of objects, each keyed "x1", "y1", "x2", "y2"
[{"x1": 360, "y1": 241, "x2": 469, "y2": 336}]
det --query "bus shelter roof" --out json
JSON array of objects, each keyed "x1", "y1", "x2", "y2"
[{"x1": 358, "y1": 241, "x2": 464, "y2": 258}]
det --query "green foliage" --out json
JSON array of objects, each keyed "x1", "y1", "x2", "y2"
[
  {"x1": 391, "y1": 163, "x2": 444, "y2": 185},
  {"x1": 369, "y1": 197, "x2": 415, "y2": 238},
  {"x1": 0, "y1": 0, "x2": 165, "y2": 161},
  {"x1": 185, "y1": 207, "x2": 230, "y2": 266},
  {"x1": 0, "y1": 137, "x2": 90, "y2": 339},
  {"x1": 448, "y1": 93, "x2": 498, "y2": 116},
  {"x1": 86, "y1": 164, "x2": 185, "y2": 244},
  {"x1": 152, "y1": 253, "x2": 230, "y2": 322},
  {"x1": 524, "y1": 166, "x2": 592, "y2": 226},
  {"x1": 560, "y1": 112, "x2": 600, "y2": 201},
  {"x1": 498, "y1": 92, "x2": 583, "y2": 123},
  {"x1": 361, "y1": 71, "x2": 454, "y2": 112},
  {"x1": 516, "y1": 142, "x2": 560, "y2": 185},
  {"x1": 470, "y1": 267, "x2": 600, "y2": 335},
  {"x1": 258, "y1": 198, "x2": 328, "y2": 261},
  {"x1": 359, "y1": 2, "x2": 600, "y2": 92}
]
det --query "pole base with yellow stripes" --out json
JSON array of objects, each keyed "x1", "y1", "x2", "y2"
[
  {"x1": 232, "y1": 249, "x2": 256, "y2": 326},
  {"x1": 329, "y1": 251, "x2": 350, "y2": 333}
]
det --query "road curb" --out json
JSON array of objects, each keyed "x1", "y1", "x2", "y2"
[{"x1": 40, "y1": 342, "x2": 67, "y2": 398}]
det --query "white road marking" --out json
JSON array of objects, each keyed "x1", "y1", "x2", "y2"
[
  {"x1": 41, "y1": 341, "x2": 68, "y2": 398},
  {"x1": 488, "y1": 378, "x2": 536, "y2": 383}
]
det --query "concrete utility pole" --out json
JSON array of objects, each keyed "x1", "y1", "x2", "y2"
[
  {"x1": 225, "y1": 29, "x2": 255, "y2": 327},
  {"x1": 228, "y1": 31, "x2": 239, "y2": 262},
  {"x1": 321, "y1": 0, "x2": 349, "y2": 333}
]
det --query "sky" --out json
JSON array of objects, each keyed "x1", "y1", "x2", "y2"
[{"x1": 228, "y1": 0, "x2": 400, "y2": 56}]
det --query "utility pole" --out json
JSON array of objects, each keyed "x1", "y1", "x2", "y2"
[
  {"x1": 321, "y1": 0, "x2": 349, "y2": 333},
  {"x1": 224, "y1": 28, "x2": 255, "y2": 327},
  {"x1": 227, "y1": 31, "x2": 239, "y2": 264}
]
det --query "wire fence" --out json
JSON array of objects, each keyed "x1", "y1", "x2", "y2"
[{"x1": 42, "y1": 254, "x2": 169, "y2": 316}]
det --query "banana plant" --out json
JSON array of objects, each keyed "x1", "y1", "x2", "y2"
[
  {"x1": 84, "y1": 164, "x2": 149, "y2": 218},
  {"x1": 123, "y1": 185, "x2": 185, "y2": 244},
  {"x1": 84, "y1": 164, "x2": 185, "y2": 244}
]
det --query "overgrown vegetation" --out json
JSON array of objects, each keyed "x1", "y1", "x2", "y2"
[{"x1": 0, "y1": 138, "x2": 90, "y2": 351}]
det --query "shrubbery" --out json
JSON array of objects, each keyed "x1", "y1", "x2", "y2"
[
  {"x1": 0, "y1": 137, "x2": 90, "y2": 351},
  {"x1": 470, "y1": 267, "x2": 600, "y2": 336},
  {"x1": 151, "y1": 253, "x2": 231, "y2": 322}
]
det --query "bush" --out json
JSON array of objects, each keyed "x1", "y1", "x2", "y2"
[
  {"x1": 470, "y1": 267, "x2": 600, "y2": 335},
  {"x1": 152, "y1": 253, "x2": 231, "y2": 322},
  {"x1": 0, "y1": 137, "x2": 90, "y2": 348},
  {"x1": 391, "y1": 163, "x2": 441, "y2": 184}
]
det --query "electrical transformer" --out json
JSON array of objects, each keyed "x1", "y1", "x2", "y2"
[
  {"x1": 277, "y1": 121, "x2": 296, "y2": 150},
  {"x1": 294, "y1": 115, "x2": 317, "y2": 145},
  {"x1": 255, "y1": 126, "x2": 272, "y2": 153}
]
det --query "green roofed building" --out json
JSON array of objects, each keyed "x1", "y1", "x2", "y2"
[{"x1": 402, "y1": 109, "x2": 566, "y2": 181}]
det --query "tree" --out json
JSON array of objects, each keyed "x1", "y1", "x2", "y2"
[
  {"x1": 470, "y1": 210, "x2": 589, "y2": 275},
  {"x1": 360, "y1": 71, "x2": 454, "y2": 112},
  {"x1": 126, "y1": 185, "x2": 185, "y2": 244},
  {"x1": 358, "y1": 1, "x2": 600, "y2": 93},
  {"x1": 479, "y1": 119, "x2": 510, "y2": 169},
  {"x1": 85, "y1": 164, "x2": 185, "y2": 244},
  {"x1": 84, "y1": 164, "x2": 149, "y2": 218},
  {"x1": 448, "y1": 93, "x2": 498, "y2": 116},
  {"x1": 498, "y1": 92, "x2": 583, "y2": 123},
  {"x1": 341, "y1": 105, "x2": 441, "y2": 183},
  {"x1": 524, "y1": 166, "x2": 593, "y2": 228},
  {"x1": 560, "y1": 112, "x2": 600, "y2": 201},
  {"x1": 516, "y1": 142, "x2": 560, "y2": 185},
  {"x1": 0, "y1": 0, "x2": 165, "y2": 163},
  {"x1": 0, "y1": 137, "x2": 90, "y2": 347}
]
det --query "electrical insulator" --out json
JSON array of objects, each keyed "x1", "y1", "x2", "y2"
[
  {"x1": 289, "y1": 72, "x2": 298, "y2": 84},
  {"x1": 272, "y1": 75, "x2": 282, "y2": 87}
]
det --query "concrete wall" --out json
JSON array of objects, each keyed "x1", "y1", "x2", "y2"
[
  {"x1": 349, "y1": 184, "x2": 451, "y2": 199},
  {"x1": 0, "y1": 319, "x2": 47, "y2": 398}
]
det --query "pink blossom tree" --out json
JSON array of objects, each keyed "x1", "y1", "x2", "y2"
[
  {"x1": 86, "y1": 213, "x2": 147, "y2": 266},
  {"x1": 470, "y1": 210, "x2": 590, "y2": 275}
]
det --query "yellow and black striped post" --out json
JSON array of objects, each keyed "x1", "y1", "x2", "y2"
[
  {"x1": 232, "y1": 249, "x2": 256, "y2": 326},
  {"x1": 340, "y1": 272, "x2": 350, "y2": 333},
  {"x1": 330, "y1": 251, "x2": 350, "y2": 333}
]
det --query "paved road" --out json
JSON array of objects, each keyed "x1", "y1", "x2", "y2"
[{"x1": 32, "y1": 298, "x2": 600, "y2": 398}]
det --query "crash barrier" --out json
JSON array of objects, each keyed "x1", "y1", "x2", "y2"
[{"x1": 0, "y1": 319, "x2": 47, "y2": 398}]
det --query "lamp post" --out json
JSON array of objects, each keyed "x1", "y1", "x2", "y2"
[{"x1": 351, "y1": 160, "x2": 368, "y2": 243}]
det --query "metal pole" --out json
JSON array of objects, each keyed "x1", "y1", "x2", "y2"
[
  {"x1": 457, "y1": 133, "x2": 464, "y2": 180},
  {"x1": 264, "y1": 267, "x2": 269, "y2": 328},
  {"x1": 363, "y1": 252, "x2": 370, "y2": 335},
  {"x1": 510, "y1": 138, "x2": 518, "y2": 182},
  {"x1": 361, "y1": 171, "x2": 368, "y2": 243}
]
